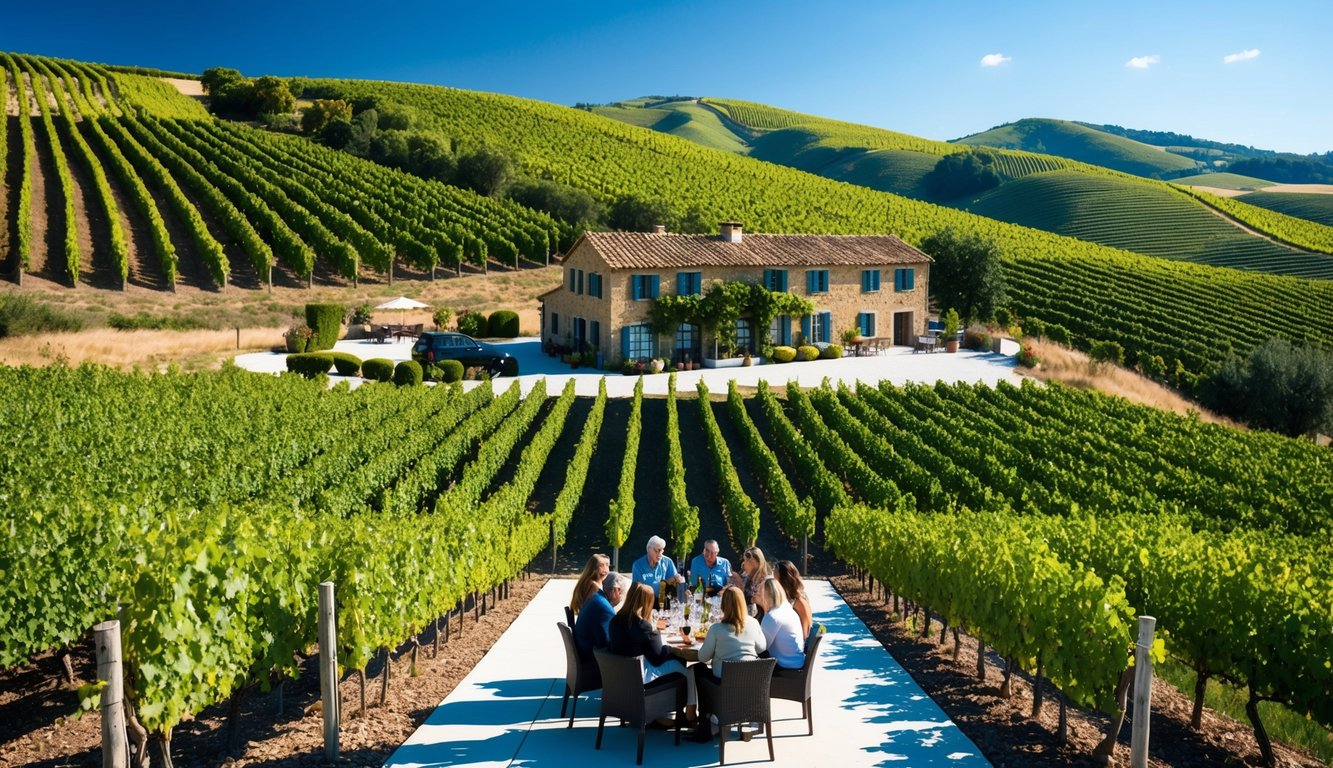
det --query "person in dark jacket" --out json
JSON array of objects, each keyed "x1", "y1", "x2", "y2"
[
  {"x1": 609, "y1": 582, "x2": 697, "y2": 720},
  {"x1": 575, "y1": 572, "x2": 628, "y2": 661}
]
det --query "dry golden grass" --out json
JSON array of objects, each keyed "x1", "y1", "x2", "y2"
[
  {"x1": 1021, "y1": 339, "x2": 1237, "y2": 427},
  {"x1": 0, "y1": 267, "x2": 559, "y2": 370}
]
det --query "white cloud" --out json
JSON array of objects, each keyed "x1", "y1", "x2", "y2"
[
  {"x1": 1125, "y1": 54, "x2": 1161, "y2": 70},
  {"x1": 1223, "y1": 48, "x2": 1261, "y2": 64},
  {"x1": 979, "y1": 53, "x2": 1011, "y2": 68}
]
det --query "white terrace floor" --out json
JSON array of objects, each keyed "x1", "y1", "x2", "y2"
[
  {"x1": 234, "y1": 338, "x2": 1022, "y2": 396},
  {"x1": 383, "y1": 578, "x2": 989, "y2": 768}
]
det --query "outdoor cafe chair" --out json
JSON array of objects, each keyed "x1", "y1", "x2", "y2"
[
  {"x1": 697, "y1": 657, "x2": 776, "y2": 764},
  {"x1": 769, "y1": 625, "x2": 825, "y2": 735},
  {"x1": 557, "y1": 621, "x2": 601, "y2": 728},
  {"x1": 593, "y1": 649, "x2": 685, "y2": 765}
]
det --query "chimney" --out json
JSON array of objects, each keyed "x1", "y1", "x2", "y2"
[
  {"x1": 719, "y1": 221, "x2": 743, "y2": 243},
  {"x1": 652, "y1": 224, "x2": 666, "y2": 234}
]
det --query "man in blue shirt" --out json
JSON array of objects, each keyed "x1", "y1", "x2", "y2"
[
  {"x1": 631, "y1": 535, "x2": 682, "y2": 593},
  {"x1": 574, "y1": 572, "x2": 629, "y2": 661},
  {"x1": 688, "y1": 539, "x2": 732, "y2": 596}
]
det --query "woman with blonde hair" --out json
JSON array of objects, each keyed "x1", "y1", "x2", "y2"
[
  {"x1": 689, "y1": 586, "x2": 767, "y2": 742},
  {"x1": 729, "y1": 546, "x2": 771, "y2": 617},
  {"x1": 569, "y1": 554, "x2": 610, "y2": 618},
  {"x1": 608, "y1": 583, "x2": 697, "y2": 722},
  {"x1": 773, "y1": 560, "x2": 812, "y2": 638},
  {"x1": 757, "y1": 578, "x2": 805, "y2": 670}
]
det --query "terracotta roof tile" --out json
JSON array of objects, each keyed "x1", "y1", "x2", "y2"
[{"x1": 581, "y1": 232, "x2": 932, "y2": 270}]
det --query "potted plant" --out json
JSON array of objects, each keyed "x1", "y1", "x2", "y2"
[
  {"x1": 682, "y1": 354, "x2": 693, "y2": 371},
  {"x1": 943, "y1": 309, "x2": 961, "y2": 353},
  {"x1": 650, "y1": 358, "x2": 666, "y2": 374},
  {"x1": 349, "y1": 304, "x2": 373, "y2": 334},
  {"x1": 742, "y1": 352, "x2": 753, "y2": 367}
]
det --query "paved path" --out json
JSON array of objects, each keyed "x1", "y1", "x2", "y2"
[
  {"x1": 383, "y1": 578, "x2": 989, "y2": 768},
  {"x1": 234, "y1": 338, "x2": 1022, "y2": 397}
]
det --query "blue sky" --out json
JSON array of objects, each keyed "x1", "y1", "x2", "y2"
[{"x1": 3, "y1": 0, "x2": 1329, "y2": 153}]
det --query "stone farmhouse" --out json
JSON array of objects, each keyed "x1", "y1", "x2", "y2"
[{"x1": 538, "y1": 223, "x2": 933, "y2": 366}]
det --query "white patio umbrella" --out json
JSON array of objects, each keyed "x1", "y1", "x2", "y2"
[{"x1": 375, "y1": 296, "x2": 430, "y2": 337}]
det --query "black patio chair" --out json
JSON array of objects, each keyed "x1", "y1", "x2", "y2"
[
  {"x1": 696, "y1": 657, "x2": 776, "y2": 764},
  {"x1": 557, "y1": 621, "x2": 601, "y2": 728},
  {"x1": 593, "y1": 649, "x2": 685, "y2": 765},
  {"x1": 770, "y1": 626, "x2": 825, "y2": 735}
]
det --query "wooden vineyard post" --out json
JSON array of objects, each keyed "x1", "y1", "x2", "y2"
[
  {"x1": 94, "y1": 620, "x2": 128, "y2": 768},
  {"x1": 318, "y1": 582, "x2": 340, "y2": 763},
  {"x1": 611, "y1": 546, "x2": 619, "y2": 573},
  {"x1": 551, "y1": 517, "x2": 558, "y2": 575},
  {"x1": 801, "y1": 534, "x2": 808, "y2": 576},
  {"x1": 1131, "y1": 616, "x2": 1156, "y2": 768}
]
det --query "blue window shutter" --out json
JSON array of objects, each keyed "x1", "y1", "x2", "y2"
[
  {"x1": 820, "y1": 270, "x2": 829, "y2": 292},
  {"x1": 871, "y1": 270, "x2": 880, "y2": 291},
  {"x1": 821, "y1": 312, "x2": 832, "y2": 343},
  {"x1": 650, "y1": 275, "x2": 660, "y2": 298},
  {"x1": 621, "y1": 329, "x2": 631, "y2": 359},
  {"x1": 862, "y1": 271, "x2": 870, "y2": 292},
  {"x1": 677, "y1": 272, "x2": 687, "y2": 295},
  {"x1": 801, "y1": 315, "x2": 811, "y2": 342},
  {"x1": 632, "y1": 276, "x2": 641, "y2": 301},
  {"x1": 777, "y1": 270, "x2": 786, "y2": 292},
  {"x1": 906, "y1": 268, "x2": 914, "y2": 290},
  {"x1": 806, "y1": 271, "x2": 816, "y2": 293},
  {"x1": 591, "y1": 321, "x2": 600, "y2": 348}
]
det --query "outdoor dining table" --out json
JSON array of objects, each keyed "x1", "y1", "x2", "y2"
[{"x1": 656, "y1": 592, "x2": 723, "y2": 664}]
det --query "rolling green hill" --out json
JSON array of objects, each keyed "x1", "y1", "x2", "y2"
[
  {"x1": 590, "y1": 98, "x2": 750, "y2": 154},
  {"x1": 1236, "y1": 191, "x2": 1333, "y2": 227},
  {"x1": 593, "y1": 97, "x2": 1333, "y2": 277},
  {"x1": 954, "y1": 118, "x2": 1201, "y2": 178},
  {"x1": 960, "y1": 172, "x2": 1332, "y2": 276}
]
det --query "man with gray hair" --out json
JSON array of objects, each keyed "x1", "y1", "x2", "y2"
[
  {"x1": 631, "y1": 534, "x2": 683, "y2": 592},
  {"x1": 574, "y1": 571, "x2": 629, "y2": 661}
]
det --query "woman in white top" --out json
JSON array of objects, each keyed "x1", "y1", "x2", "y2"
[
  {"x1": 758, "y1": 578, "x2": 806, "y2": 670},
  {"x1": 690, "y1": 586, "x2": 767, "y2": 742}
]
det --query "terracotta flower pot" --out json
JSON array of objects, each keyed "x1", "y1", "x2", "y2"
[{"x1": 946, "y1": 339, "x2": 959, "y2": 353}]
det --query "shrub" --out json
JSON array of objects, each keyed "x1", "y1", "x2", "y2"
[
  {"x1": 108, "y1": 312, "x2": 210, "y2": 331},
  {"x1": 456, "y1": 310, "x2": 487, "y2": 337},
  {"x1": 393, "y1": 360, "x2": 423, "y2": 386},
  {"x1": 432, "y1": 306, "x2": 454, "y2": 330},
  {"x1": 305, "y1": 303, "x2": 344, "y2": 350},
  {"x1": 362, "y1": 358, "x2": 394, "y2": 382},
  {"x1": 330, "y1": 352, "x2": 361, "y2": 376},
  {"x1": 283, "y1": 324, "x2": 313, "y2": 353},
  {"x1": 0, "y1": 294, "x2": 84, "y2": 337},
  {"x1": 1089, "y1": 340, "x2": 1126, "y2": 367},
  {"x1": 501, "y1": 357, "x2": 519, "y2": 377},
  {"x1": 438, "y1": 359, "x2": 464, "y2": 383},
  {"x1": 1016, "y1": 343, "x2": 1040, "y2": 368},
  {"x1": 964, "y1": 325, "x2": 992, "y2": 351},
  {"x1": 348, "y1": 303, "x2": 373, "y2": 325},
  {"x1": 771, "y1": 346, "x2": 797, "y2": 363},
  {"x1": 993, "y1": 307, "x2": 1011, "y2": 327},
  {"x1": 797, "y1": 345, "x2": 820, "y2": 362},
  {"x1": 1045, "y1": 324, "x2": 1072, "y2": 346},
  {"x1": 821, "y1": 344, "x2": 843, "y2": 359},
  {"x1": 285, "y1": 352, "x2": 334, "y2": 378},
  {"x1": 487, "y1": 310, "x2": 519, "y2": 338}
]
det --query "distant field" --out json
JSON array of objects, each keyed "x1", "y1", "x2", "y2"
[
  {"x1": 592, "y1": 99, "x2": 750, "y2": 154},
  {"x1": 1236, "y1": 191, "x2": 1333, "y2": 227},
  {"x1": 960, "y1": 171, "x2": 1333, "y2": 278},
  {"x1": 1174, "y1": 172, "x2": 1275, "y2": 190}
]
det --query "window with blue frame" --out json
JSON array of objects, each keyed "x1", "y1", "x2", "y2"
[
  {"x1": 861, "y1": 269, "x2": 881, "y2": 292},
  {"x1": 805, "y1": 269, "x2": 830, "y2": 294},
  {"x1": 577, "y1": 269, "x2": 584, "y2": 295},
  {"x1": 588, "y1": 272, "x2": 602, "y2": 298},
  {"x1": 675, "y1": 323, "x2": 700, "y2": 362},
  {"x1": 631, "y1": 274, "x2": 661, "y2": 300},
  {"x1": 735, "y1": 319, "x2": 753, "y2": 355},
  {"x1": 858, "y1": 312, "x2": 876, "y2": 337},
  {"x1": 769, "y1": 315, "x2": 791, "y2": 346},
  {"x1": 894, "y1": 268, "x2": 915, "y2": 292},
  {"x1": 764, "y1": 269, "x2": 789, "y2": 292},
  {"x1": 567, "y1": 269, "x2": 576, "y2": 292},
  {"x1": 803, "y1": 311, "x2": 832, "y2": 344},
  {"x1": 623, "y1": 324, "x2": 656, "y2": 359},
  {"x1": 676, "y1": 271, "x2": 702, "y2": 296}
]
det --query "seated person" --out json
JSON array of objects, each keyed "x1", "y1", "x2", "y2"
[
  {"x1": 631, "y1": 535, "x2": 682, "y2": 593},
  {"x1": 569, "y1": 554, "x2": 610, "y2": 618},
  {"x1": 689, "y1": 586, "x2": 767, "y2": 742},
  {"x1": 757, "y1": 578, "x2": 806, "y2": 670},
  {"x1": 729, "y1": 546, "x2": 771, "y2": 618},
  {"x1": 773, "y1": 560, "x2": 813, "y2": 639},
  {"x1": 608, "y1": 582, "x2": 697, "y2": 721},
  {"x1": 575, "y1": 572, "x2": 628, "y2": 662},
  {"x1": 688, "y1": 539, "x2": 732, "y2": 596}
]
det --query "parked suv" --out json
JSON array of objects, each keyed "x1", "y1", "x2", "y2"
[{"x1": 411, "y1": 332, "x2": 516, "y2": 376}]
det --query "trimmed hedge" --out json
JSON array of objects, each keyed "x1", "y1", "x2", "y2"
[
  {"x1": 393, "y1": 360, "x2": 423, "y2": 387},
  {"x1": 821, "y1": 344, "x2": 843, "y2": 359},
  {"x1": 330, "y1": 352, "x2": 361, "y2": 376},
  {"x1": 431, "y1": 359, "x2": 464, "y2": 383},
  {"x1": 487, "y1": 310, "x2": 519, "y2": 339},
  {"x1": 457, "y1": 310, "x2": 487, "y2": 338},
  {"x1": 797, "y1": 345, "x2": 820, "y2": 362},
  {"x1": 285, "y1": 352, "x2": 334, "y2": 378},
  {"x1": 362, "y1": 358, "x2": 394, "y2": 382},
  {"x1": 770, "y1": 346, "x2": 797, "y2": 363},
  {"x1": 500, "y1": 357, "x2": 519, "y2": 377},
  {"x1": 305, "y1": 303, "x2": 344, "y2": 351}
]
